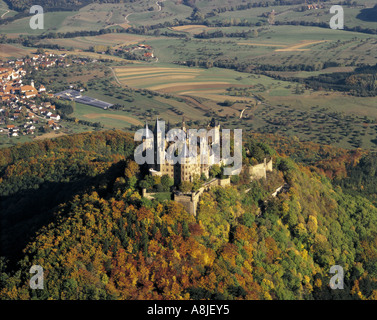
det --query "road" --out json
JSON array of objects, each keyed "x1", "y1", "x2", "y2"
[
  {"x1": 106, "y1": 1, "x2": 164, "y2": 29},
  {"x1": 124, "y1": 13, "x2": 133, "y2": 24},
  {"x1": 156, "y1": 1, "x2": 163, "y2": 12},
  {"x1": 1, "y1": 10, "x2": 9, "y2": 19},
  {"x1": 109, "y1": 67, "x2": 122, "y2": 86},
  {"x1": 240, "y1": 107, "x2": 249, "y2": 119}
]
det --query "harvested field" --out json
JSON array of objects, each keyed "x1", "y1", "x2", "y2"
[
  {"x1": 275, "y1": 40, "x2": 328, "y2": 52},
  {"x1": 147, "y1": 81, "x2": 230, "y2": 91},
  {"x1": 237, "y1": 43, "x2": 286, "y2": 47},
  {"x1": 238, "y1": 40, "x2": 328, "y2": 52},
  {"x1": 39, "y1": 33, "x2": 146, "y2": 51},
  {"x1": 0, "y1": 44, "x2": 30, "y2": 58},
  {"x1": 179, "y1": 91, "x2": 256, "y2": 103},
  {"x1": 34, "y1": 132, "x2": 67, "y2": 140},
  {"x1": 113, "y1": 64, "x2": 296, "y2": 106},
  {"x1": 83, "y1": 113, "x2": 143, "y2": 126},
  {"x1": 157, "y1": 84, "x2": 252, "y2": 93},
  {"x1": 172, "y1": 25, "x2": 208, "y2": 31}
]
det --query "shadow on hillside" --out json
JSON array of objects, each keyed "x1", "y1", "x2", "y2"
[
  {"x1": 0, "y1": 161, "x2": 126, "y2": 270},
  {"x1": 356, "y1": 6, "x2": 377, "y2": 22}
]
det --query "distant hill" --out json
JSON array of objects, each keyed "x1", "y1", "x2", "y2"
[{"x1": 4, "y1": 0, "x2": 121, "y2": 11}]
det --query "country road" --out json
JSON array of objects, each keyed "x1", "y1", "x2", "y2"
[
  {"x1": 108, "y1": 1, "x2": 164, "y2": 29},
  {"x1": 1, "y1": 10, "x2": 9, "y2": 19},
  {"x1": 240, "y1": 107, "x2": 248, "y2": 119},
  {"x1": 124, "y1": 13, "x2": 133, "y2": 24},
  {"x1": 156, "y1": 1, "x2": 163, "y2": 12},
  {"x1": 109, "y1": 67, "x2": 122, "y2": 86}
]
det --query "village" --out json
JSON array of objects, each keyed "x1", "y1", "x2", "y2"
[{"x1": 0, "y1": 53, "x2": 91, "y2": 138}]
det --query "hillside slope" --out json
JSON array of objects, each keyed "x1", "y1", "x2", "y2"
[
  {"x1": 0, "y1": 130, "x2": 377, "y2": 300},
  {"x1": 5, "y1": 0, "x2": 115, "y2": 11}
]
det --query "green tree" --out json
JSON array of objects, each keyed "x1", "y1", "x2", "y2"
[
  {"x1": 180, "y1": 181, "x2": 193, "y2": 193},
  {"x1": 161, "y1": 174, "x2": 174, "y2": 191}
]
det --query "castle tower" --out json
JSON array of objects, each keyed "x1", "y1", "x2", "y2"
[
  {"x1": 153, "y1": 118, "x2": 165, "y2": 170},
  {"x1": 181, "y1": 116, "x2": 186, "y2": 133},
  {"x1": 143, "y1": 122, "x2": 153, "y2": 151}
]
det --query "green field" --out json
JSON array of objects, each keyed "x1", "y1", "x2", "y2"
[
  {"x1": 0, "y1": 11, "x2": 77, "y2": 35},
  {"x1": 37, "y1": 33, "x2": 157, "y2": 51},
  {"x1": 72, "y1": 102, "x2": 142, "y2": 129},
  {"x1": 114, "y1": 62, "x2": 295, "y2": 100},
  {"x1": 0, "y1": 0, "x2": 16, "y2": 19},
  {"x1": 147, "y1": 25, "x2": 377, "y2": 67},
  {"x1": 2, "y1": 0, "x2": 377, "y2": 150},
  {"x1": 0, "y1": 0, "x2": 190, "y2": 35}
]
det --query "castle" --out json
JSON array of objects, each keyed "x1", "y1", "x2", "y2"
[
  {"x1": 143, "y1": 118, "x2": 221, "y2": 187},
  {"x1": 140, "y1": 118, "x2": 273, "y2": 215}
]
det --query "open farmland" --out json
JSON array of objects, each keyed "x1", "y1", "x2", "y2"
[
  {"x1": 0, "y1": 11, "x2": 77, "y2": 35},
  {"x1": 0, "y1": 44, "x2": 30, "y2": 58},
  {"x1": 37, "y1": 33, "x2": 150, "y2": 51},
  {"x1": 148, "y1": 25, "x2": 377, "y2": 68},
  {"x1": 113, "y1": 63, "x2": 297, "y2": 103},
  {"x1": 2, "y1": 0, "x2": 377, "y2": 149},
  {"x1": 72, "y1": 102, "x2": 143, "y2": 129},
  {"x1": 0, "y1": 0, "x2": 16, "y2": 19},
  {"x1": 0, "y1": 0, "x2": 191, "y2": 35}
]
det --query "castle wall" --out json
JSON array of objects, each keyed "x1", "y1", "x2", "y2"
[
  {"x1": 249, "y1": 158, "x2": 273, "y2": 180},
  {"x1": 173, "y1": 177, "x2": 231, "y2": 216},
  {"x1": 142, "y1": 188, "x2": 157, "y2": 200},
  {"x1": 266, "y1": 159, "x2": 273, "y2": 172},
  {"x1": 174, "y1": 194, "x2": 198, "y2": 216}
]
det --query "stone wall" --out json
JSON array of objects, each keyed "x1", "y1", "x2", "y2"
[
  {"x1": 249, "y1": 158, "x2": 273, "y2": 180},
  {"x1": 173, "y1": 177, "x2": 231, "y2": 216},
  {"x1": 143, "y1": 158, "x2": 272, "y2": 216},
  {"x1": 142, "y1": 188, "x2": 157, "y2": 200}
]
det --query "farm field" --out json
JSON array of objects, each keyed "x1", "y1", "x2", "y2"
[
  {"x1": 118, "y1": 0, "x2": 192, "y2": 27},
  {"x1": 1, "y1": 0, "x2": 377, "y2": 149},
  {"x1": 0, "y1": 44, "x2": 140, "y2": 62},
  {"x1": 0, "y1": 11, "x2": 77, "y2": 35},
  {"x1": 37, "y1": 33, "x2": 160, "y2": 51},
  {"x1": 0, "y1": 0, "x2": 15, "y2": 19},
  {"x1": 245, "y1": 97, "x2": 377, "y2": 150},
  {"x1": 113, "y1": 63, "x2": 295, "y2": 102},
  {"x1": 0, "y1": 1, "x2": 152, "y2": 35},
  {"x1": 114, "y1": 64, "x2": 288, "y2": 94},
  {"x1": 75, "y1": 79, "x2": 212, "y2": 127},
  {"x1": 7, "y1": 24, "x2": 377, "y2": 68},
  {"x1": 0, "y1": 44, "x2": 31, "y2": 59},
  {"x1": 148, "y1": 25, "x2": 377, "y2": 67},
  {"x1": 203, "y1": 0, "x2": 377, "y2": 30},
  {"x1": 0, "y1": 0, "x2": 191, "y2": 35},
  {"x1": 112, "y1": 61, "x2": 377, "y2": 150},
  {"x1": 72, "y1": 102, "x2": 143, "y2": 129}
]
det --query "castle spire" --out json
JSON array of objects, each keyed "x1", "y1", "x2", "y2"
[
  {"x1": 182, "y1": 116, "x2": 186, "y2": 132},
  {"x1": 145, "y1": 121, "x2": 151, "y2": 139}
]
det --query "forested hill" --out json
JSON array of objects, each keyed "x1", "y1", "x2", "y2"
[
  {"x1": 0, "y1": 130, "x2": 135, "y2": 265},
  {"x1": 4, "y1": 0, "x2": 120, "y2": 11},
  {"x1": 1, "y1": 130, "x2": 377, "y2": 300}
]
